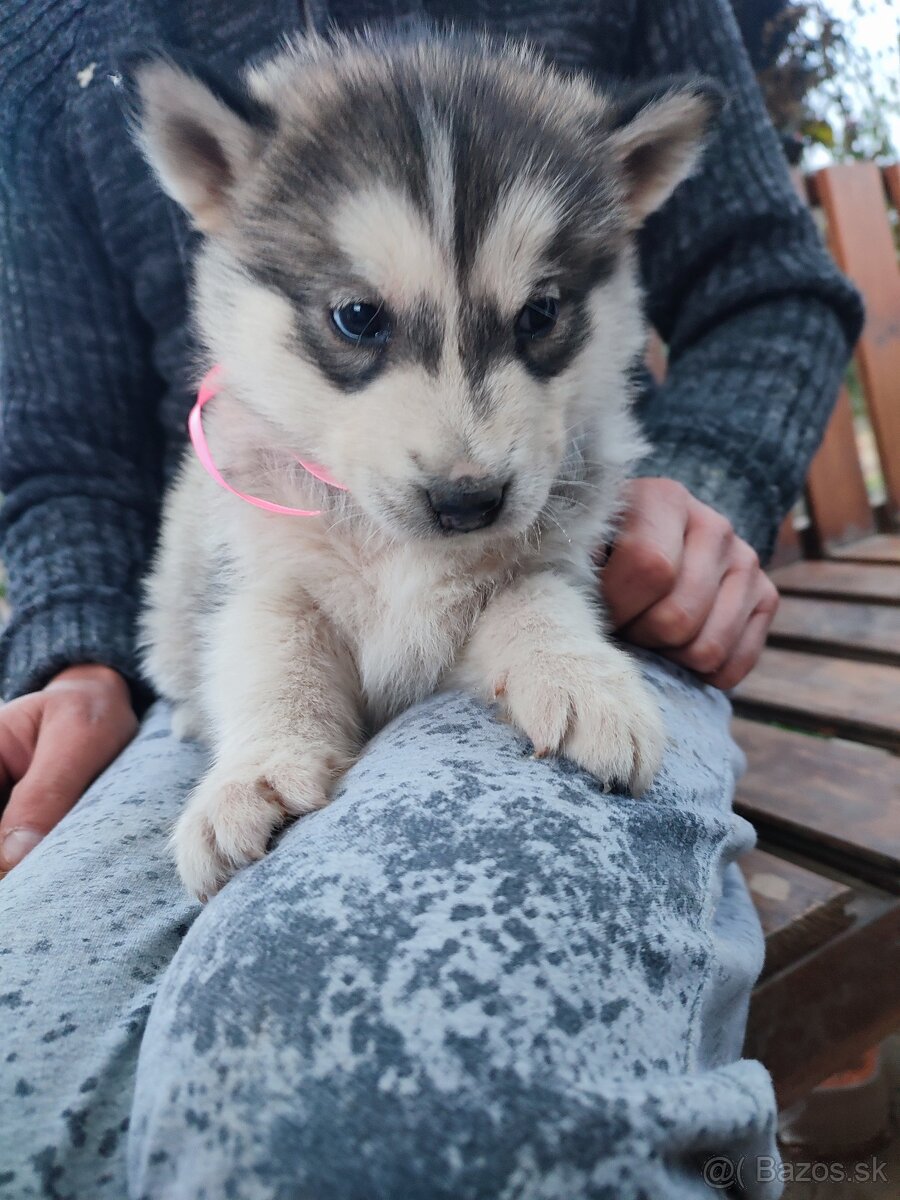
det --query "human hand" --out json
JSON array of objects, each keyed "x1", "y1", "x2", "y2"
[
  {"x1": 601, "y1": 478, "x2": 779, "y2": 690},
  {"x1": 0, "y1": 664, "x2": 138, "y2": 873}
]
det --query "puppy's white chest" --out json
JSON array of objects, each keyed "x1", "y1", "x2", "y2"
[{"x1": 339, "y1": 554, "x2": 483, "y2": 726}]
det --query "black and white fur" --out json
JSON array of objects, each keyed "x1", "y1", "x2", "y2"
[{"x1": 134, "y1": 31, "x2": 720, "y2": 899}]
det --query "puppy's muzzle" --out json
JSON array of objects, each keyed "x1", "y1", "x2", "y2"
[{"x1": 426, "y1": 477, "x2": 508, "y2": 533}]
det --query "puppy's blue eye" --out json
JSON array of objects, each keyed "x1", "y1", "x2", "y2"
[
  {"x1": 331, "y1": 301, "x2": 391, "y2": 346},
  {"x1": 515, "y1": 296, "x2": 559, "y2": 340}
]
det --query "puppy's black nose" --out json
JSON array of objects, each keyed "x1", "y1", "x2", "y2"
[{"x1": 426, "y1": 477, "x2": 507, "y2": 533}]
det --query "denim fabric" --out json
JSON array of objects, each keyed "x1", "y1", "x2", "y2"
[{"x1": 0, "y1": 653, "x2": 780, "y2": 1199}]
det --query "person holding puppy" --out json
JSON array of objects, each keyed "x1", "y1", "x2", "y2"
[{"x1": 0, "y1": 1, "x2": 861, "y2": 1197}]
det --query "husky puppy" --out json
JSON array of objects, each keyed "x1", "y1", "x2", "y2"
[{"x1": 134, "y1": 31, "x2": 719, "y2": 899}]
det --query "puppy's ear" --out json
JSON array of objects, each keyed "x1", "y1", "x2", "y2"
[
  {"x1": 605, "y1": 77, "x2": 725, "y2": 227},
  {"x1": 127, "y1": 54, "x2": 275, "y2": 234}
]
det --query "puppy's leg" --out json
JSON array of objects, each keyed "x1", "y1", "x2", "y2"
[
  {"x1": 174, "y1": 585, "x2": 360, "y2": 900},
  {"x1": 140, "y1": 470, "x2": 212, "y2": 741},
  {"x1": 453, "y1": 572, "x2": 665, "y2": 795}
]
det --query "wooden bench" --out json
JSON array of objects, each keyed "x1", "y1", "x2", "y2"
[{"x1": 729, "y1": 162, "x2": 900, "y2": 1108}]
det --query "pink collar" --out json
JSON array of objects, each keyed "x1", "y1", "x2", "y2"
[{"x1": 188, "y1": 365, "x2": 348, "y2": 517}]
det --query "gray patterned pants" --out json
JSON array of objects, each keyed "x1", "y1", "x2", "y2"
[{"x1": 0, "y1": 653, "x2": 781, "y2": 1199}]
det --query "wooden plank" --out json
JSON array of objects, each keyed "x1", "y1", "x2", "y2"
[
  {"x1": 790, "y1": 167, "x2": 809, "y2": 204},
  {"x1": 746, "y1": 890, "x2": 900, "y2": 1107},
  {"x1": 740, "y1": 848, "x2": 853, "y2": 979},
  {"x1": 733, "y1": 719, "x2": 900, "y2": 889},
  {"x1": 814, "y1": 163, "x2": 900, "y2": 524},
  {"x1": 769, "y1": 560, "x2": 900, "y2": 604},
  {"x1": 793, "y1": 169, "x2": 874, "y2": 550},
  {"x1": 769, "y1": 511, "x2": 804, "y2": 569},
  {"x1": 805, "y1": 388, "x2": 876, "y2": 550},
  {"x1": 732, "y1": 648, "x2": 900, "y2": 750},
  {"x1": 830, "y1": 534, "x2": 900, "y2": 565},
  {"x1": 883, "y1": 162, "x2": 900, "y2": 214},
  {"x1": 767, "y1": 595, "x2": 900, "y2": 663}
]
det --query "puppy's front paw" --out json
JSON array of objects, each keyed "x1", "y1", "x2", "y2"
[
  {"x1": 499, "y1": 652, "x2": 665, "y2": 795},
  {"x1": 173, "y1": 751, "x2": 342, "y2": 900}
]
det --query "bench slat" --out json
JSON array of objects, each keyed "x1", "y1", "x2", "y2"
[
  {"x1": 732, "y1": 718, "x2": 900, "y2": 889},
  {"x1": 770, "y1": 511, "x2": 804, "y2": 569},
  {"x1": 731, "y1": 648, "x2": 900, "y2": 750},
  {"x1": 805, "y1": 387, "x2": 876, "y2": 550},
  {"x1": 746, "y1": 888, "x2": 900, "y2": 1108},
  {"x1": 740, "y1": 848, "x2": 853, "y2": 979},
  {"x1": 813, "y1": 163, "x2": 900, "y2": 525},
  {"x1": 767, "y1": 595, "x2": 900, "y2": 663},
  {"x1": 829, "y1": 534, "x2": 900, "y2": 565},
  {"x1": 769, "y1": 560, "x2": 900, "y2": 604},
  {"x1": 883, "y1": 162, "x2": 900, "y2": 220},
  {"x1": 787, "y1": 169, "x2": 875, "y2": 552}
]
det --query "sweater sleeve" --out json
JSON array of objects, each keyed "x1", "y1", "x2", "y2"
[
  {"x1": 629, "y1": 0, "x2": 864, "y2": 561},
  {"x1": 0, "y1": 15, "x2": 163, "y2": 702}
]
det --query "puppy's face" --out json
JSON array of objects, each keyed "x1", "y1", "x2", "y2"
[{"x1": 135, "y1": 35, "x2": 718, "y2": 542}]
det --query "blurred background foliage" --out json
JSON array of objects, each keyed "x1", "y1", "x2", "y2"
[
  {"x1": 732, "y1": 0, "x2": 899, "y2": 164},
  {"x1": 732, "y1": 1, "x2": 897, "y2": 507}
]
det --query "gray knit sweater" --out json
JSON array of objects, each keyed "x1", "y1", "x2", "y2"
[{"x1": 0, "y1": 0, "x2": 863, "y2": 704}]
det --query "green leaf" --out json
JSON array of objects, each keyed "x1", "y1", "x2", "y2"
[{"x1": 802, "y1": 118, "x2": 836, "y2": 147}]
